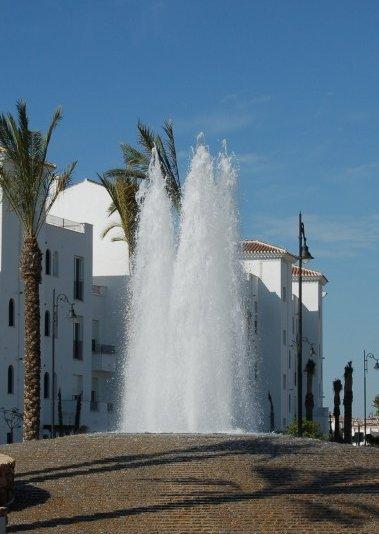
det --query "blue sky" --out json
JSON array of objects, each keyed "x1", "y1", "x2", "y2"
[{"x1": 1, "y1": 0, "x2": 378, "y2": 416}]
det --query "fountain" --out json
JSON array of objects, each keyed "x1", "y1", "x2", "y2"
[{"x1": 122, "y1": 144, "x2": 257, "y2": 433}]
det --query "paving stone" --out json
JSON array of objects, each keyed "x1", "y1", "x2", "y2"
[{"x1": 0, "y1": 433, "x2": 378, "y2": 533}]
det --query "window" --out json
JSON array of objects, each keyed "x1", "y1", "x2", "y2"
[
  {"x1": 45, "y1": 249, "x2": 51, "y2": 275},
  {"x1": 288, "y1": 393, "x2": 291, "y2": 413},
  {"x1": 43, "y1": 372, "x2": 50, "y2": 399},
  {"x1": 74, "y1": 257, "x2": 84, "y2": 300},
  {"x1": 44, "y1": 310, "x2": 51, "y2": 337},
  {"x1": 6, "y1": 432, "x2": 13, "y2": 444},
  {"x1": 282, "y1": 286, "x2": 287, "y2": 302},
  {"x1": 8, "y1": 299, "x2": 15, "y2": 326},
  {"x1": 282, "y1": 329, "x2": 287, "y2": 345},
  {"x1": 288, "y1": 350, "x2": 291, "y2": 369},
  {"x1": 283, "y1": 373, "x2": 287, "y2": 390},
  {"x1": 53, "y1": 251, "x2": 59, "y2": 277},
  {"x1": 72, "y1": 374, "x2": 83, "y2": 399},
  {"x1": 294, "y1": 371, "x2": 297, "y2": 386},
  {"x1": 73, "y1": 317, "x2": 83, "y2": 359},
  {"x1": 7, "y1": 365, "x2": 14, "y2": 394}
]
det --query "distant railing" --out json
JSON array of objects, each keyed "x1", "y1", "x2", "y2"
[{"x1": 46, "y1": 214, "x2": 85, "y2": 233}]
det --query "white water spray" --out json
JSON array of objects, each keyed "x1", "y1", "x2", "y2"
[{"x1": 122, "y1": 144, "x2": 256, "y2": 433}]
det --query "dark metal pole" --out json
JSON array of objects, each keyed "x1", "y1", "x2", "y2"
[
  {"x1": 297, "y1": 213, "x2": 303, "y2": 436},
  {"x1": 51, "y1": 289, "x2": 56, "y2": 438},
  {"x1": 363, "y1": 350, "x2": 367, "y2": 446}
]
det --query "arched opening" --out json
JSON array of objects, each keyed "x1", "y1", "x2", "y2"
[
  {"x1": 45, "y1": 249, "x2": 51, "y2": 275},
  {"x1": 7, "y1": 365, "x2": 14, "y2": 394},
  {"x1": 44, "y1": 310, "x2": 51, "y2": 337},
  {"x1": 8, "y1": 298, "x2": 15, "y2": 327},
  {"x1": 44, "y1": 372, "x2": 50, "y2": 399}
]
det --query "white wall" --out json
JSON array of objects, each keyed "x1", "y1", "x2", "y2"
[{"x1": 51, "y1": 180, "x2": 130, "y2": 277}]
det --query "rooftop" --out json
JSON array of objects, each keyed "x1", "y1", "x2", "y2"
[
  {"x1": 242, "y1": 239, "x2": 297, "y2": 261},
  {"x1": 292, "y1": 265, "x2": 328, "y2": 284}
]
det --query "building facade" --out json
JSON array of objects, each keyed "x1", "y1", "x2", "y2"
[
  {"x1": 0, "y1": 181, "x2": 125, "y2": 443},
  {"x1": 0, "y1": 177, "x2": 328, "y2": 442},
  {"x1": 242, "y1": 240, "x2": 328, "y2": 433}
]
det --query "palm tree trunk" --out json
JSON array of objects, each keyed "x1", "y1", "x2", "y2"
[
  {"x1": 20, "y1": 236, "x2": 42, "y2": 441},
  {"x1": 343, "y1": 362, "x2": 353, "y2": 444}
]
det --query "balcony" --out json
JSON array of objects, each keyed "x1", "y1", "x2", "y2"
[
  {"x1": 92, "y1": 353, "x2": 116, "y2": 373},
  {"x1": 92, "y1": 342, "x2": 115, "y2": 355}
]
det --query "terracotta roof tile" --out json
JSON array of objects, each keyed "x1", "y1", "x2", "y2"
[{"x1": 242, "y1": 240, "x2": 297, "y2": 259}]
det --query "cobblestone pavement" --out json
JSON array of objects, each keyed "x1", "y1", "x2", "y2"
[{"x1": 1, "y1": 433, "x2": 378, "y2": 533}]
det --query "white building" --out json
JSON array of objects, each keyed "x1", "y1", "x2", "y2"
[
  {"x1": 242, "y1": 240, "x2": 328, "y2": 433},
  {"x1": 0, "y1": 177, "x2": 128, "y2": 444},
  {"x1": 0, "y1": 175, "x2": 328, "y2": 442}
]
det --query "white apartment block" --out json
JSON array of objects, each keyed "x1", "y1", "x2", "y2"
[
  {"x1": 0, "y1": 176, "x2": 328, "y2": 443},
  {"x1": 0, "y1": 178, "x2": 128, "y2": 444},
  {"x1": 242, "y1": 240, "x2": 328, "y2": 434}
]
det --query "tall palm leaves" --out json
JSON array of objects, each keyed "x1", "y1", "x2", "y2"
[
  {"x1": 100, "y1": 120, "x2": 181, "y2": 258},
  {"x1": 100, "y1": 176, "x2": 140, "y2": 255},
  {"x1": 0, "y1": 100, "x2": 76, "y2": 440}
]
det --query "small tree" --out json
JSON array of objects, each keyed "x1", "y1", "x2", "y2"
[
  {"x1": 373, "y1": 394, "x2": 379, "y2": 416},
  {"x1": 0, "y1": 407, "x2": 23, "y2": 443},
  {"x1": 333, "y1": 379, "x2": 343, "y2": 442},
  {"x1": 285, "y1": 419, "x2": 323, "y2": 439},
  {"x1": 343, "y1": 362, "x2": 353, "y2": 444}
]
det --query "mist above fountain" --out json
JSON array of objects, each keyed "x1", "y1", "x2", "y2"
[{"x1": 122, "y1": 144, "x2": 257, "y2": 433}]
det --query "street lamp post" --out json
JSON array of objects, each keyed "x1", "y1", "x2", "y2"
[
  {"x1": 51, "y1": 289, "x2": 76, "y2": 438},
  {"x1": 297, "y1": 212, "x2": 313, "y2": 436},
  {"x1": 363, "y1": 350, "x2": 379, "y2": 446}
]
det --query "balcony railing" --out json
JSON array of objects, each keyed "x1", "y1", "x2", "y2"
[
  {"x1": 92, "y1": 343, "x2": 115, "y2": 355},
  {"x1": 46, "y1": 214, "x2": 85, "y2": 233},
  {"x1": 73, "y1": 340, "x2": 83, "y2": 360},
  {"x1": 92, "y1": 353, "x2": 116, "y2": 373},
  {"x1": 74, "y1": 280, "x2": 84, "y2": 301}
]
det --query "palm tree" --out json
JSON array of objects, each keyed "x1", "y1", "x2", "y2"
[
  {"x1": 343, "y1": 361, "x2": 353, "y2": 444},
  {"x1": 99, "y1": 175, "x2": 140, "y2": 257},
  {"x1": 100, "y1": 120, "x2": 181, "y2": 257},
  {"x1": 0, "y1": 101, "x2": 76, "y2": 441},
  {"x1": 333, "y1": 379, "x2": 342, "y2": 442}
]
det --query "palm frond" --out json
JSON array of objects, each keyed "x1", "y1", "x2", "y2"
[{"x1": 0, "y1": 101, "x2": 75, "y2": 237}]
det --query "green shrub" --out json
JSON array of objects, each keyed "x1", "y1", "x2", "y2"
[{"x1": 284, "y1": 419, "x2": 325, "y2": 439}]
